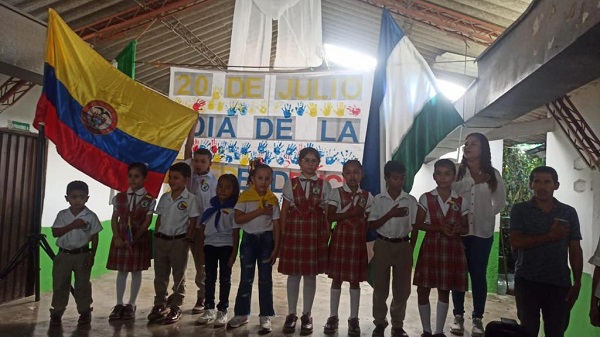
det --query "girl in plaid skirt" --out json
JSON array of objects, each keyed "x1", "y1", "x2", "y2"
[
  {"x1": 413, "y1": 159, "x2": 468, "y2": 337},
  {"x1": 324, "y1": 160, "x2": 373, "y2": 336},
  {"x1": 279, "y1": 147, "x2": 332, "y2": 335},
  {"x1": 107, "y1": 162, "x2": 156, "y2": 321}
]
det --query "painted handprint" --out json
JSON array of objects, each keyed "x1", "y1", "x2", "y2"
[
  {"x1": 285, "y1": 143, "x2": 297, "y2": 156},
  {"x1": 213, "y1": 153, "x2": 222, "y2": 163},
  {"x1": 263, "y1": 151, "x2": 275, "y2": 164},
  {"x1": 346, "y1": 105, "x2": 361, "y2": 116},
  {"x1": 289, "y1": 152, "x2": 299, "y2": 165},
  {"x1": 192, "y1": 99, "x2": 206, "y2": 112},
  {"x1": 240, "y1": 154, "x2": 250, "y2": 166},
  {"x1": 335, "y1": 102, "x2": 346, "y2": 117},
  {"x1": 209, "y1": 139, "x2": 219, "y2": 154},
  {"x1": 259, "y1": 101, "x2": 268, "y2": 115},
  {"x1": 238, "y1": 103, "x2": 248, "y2": 116},
  {"x1": 282, "y1": 103, "x2": 293, "y2": 118},
  {"x1": 339, "y1": 150, "x2": 356, "y2": 164},
  {"x1": 257, "y1": 141, "x2": 268, "y2": 153},
  {"x1": 200, "y1": 139, "x2": 211, "y2": 149},
  {"x1": 308, "y1": 103, "x2": 318, "y2": 117},
  {"x1": 296, "y1": 102, "x2": 306, "y2": 116},
  {"x1": 207, "y1": 87, "x2": 223, "y2": 111},
  {"x1": 240, "y1": 142, "x2": 252, "y2": 155},
  {"x1": 322, "y1": 102, "x2": 333, "y2": 116},
  {"x1": 273, "y1": 142, "x2": 284, "y2": 155},
  {"x1": 227, "y1": 141, "x2": 239, "y2": 154},
  {"x1": 226, "y1": 103, "x2": 238, "y2": 116},
  {"x1": 325, "y1": 149, "x2": 339, "y2": 165}
]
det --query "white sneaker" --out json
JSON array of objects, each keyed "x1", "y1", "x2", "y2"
[
  {"x1": 259, "y1": 316, "x2": 272, "y2": 334},
  {"x1": 472, "y1": 318, "x2": 484, "y2": 337},
  {"x1": 214, "y1": 311, "x2": 227, "y2": 327},
  {"x1": 197, "y1": 309, "x2": 216, "y2": 324},
  {"x1": 227, "y1": 315, "x2": 249, "y2": 328},
  {"x1": 450, "y1": 315, "x2": 464, "y2": 335}
]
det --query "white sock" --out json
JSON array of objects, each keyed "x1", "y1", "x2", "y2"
[
  {"x1": 287, "y1": 275, "x2": 301, "y2": 315},
  {"x1": 302, "y1": 276, "x2": 316, "y2": 314},
  {"x1": 418, "y1": 304, "x2": 432, "y2": 333},
  {"x1": 330, "y1": 288, "x2": 341, "y2": 317},
  {"x1": 349, "y1": 288, "x2": 360, "y2": 318},
  {"x1": 116, "y1": 271, "x2": 128, "y2": 305},
  {"x1": 435, "y1": 301, "x2": 449, "y2": 334},
  {"x1": 128, "y1": 271, "x2": 142, "y2": 306}
]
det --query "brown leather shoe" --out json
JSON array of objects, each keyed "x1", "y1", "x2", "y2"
[
  {"x1": 147, "y1": 304, "x2": 168, "y2": 321},
  {"x1": 109, "y1": 305, "x2": 123, "y2": 321}
]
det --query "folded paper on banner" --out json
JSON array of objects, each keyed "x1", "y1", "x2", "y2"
[{"x1": 34, "y1": 9, "x2": 197, "y2": 197}]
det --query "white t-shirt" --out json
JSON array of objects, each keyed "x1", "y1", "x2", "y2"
[
  {"x1": 418, "y1": 188, "x2": 469, "y2": 224},
  {"x1": 52, "y1": 207, "x2": 103, "y2": 250},
  {"x1": 184, "y1": 158, "x2": 218, "y2": 213},
  {"x1": 203, "y1": 207, "x2": 237, "y2": 247},
  {"x1": 452, "y1": 168, "x2": 506, "y2": 238},
  {"x1": 155, "y1": 188, "x2": 201, "y2": 236},
  {"x1": 368, "y1": 190, "x2": 418, "y2": 238},
  {"x1": 234, "y1": 201, "x2": 280, "y2": 234}
]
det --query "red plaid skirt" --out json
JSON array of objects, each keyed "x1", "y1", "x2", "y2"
[
  {"x1": 327, "y1": 222, "x2": 368, "y2": 283},
  {"x1": 106, "y1": 231, "x2": 151, "y2": 271},
  {"x1": 413, "y1": 232, "x2": 467, "y2": 291},
  {"x1": 278, "y1": 215, "x2": 329, "y2": 275}
]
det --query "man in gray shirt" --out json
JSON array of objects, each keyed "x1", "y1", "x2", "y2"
[{"x1": 510, "y1": 166, "x2": 583, "y2": 337}]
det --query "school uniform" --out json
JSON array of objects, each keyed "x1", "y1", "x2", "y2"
[
  {"x1": 106, "y1": 187, "x2": 156, "y2": 271},
  {"x1": 326, "y1": 185, "x2": 373, "y2": 283},
  {"x1": 153, "y1": 188, "x2": 201, "y2": 308},
  {"x1": 233, "y1": 188, "x2": 280, "y2": 317},
  {"x1": 368, "y1": 190, "x2": 418, "y2": 329},
  {"x1": 185, "y1": 158, "x2": 218, "y2": 303},
  {"x1": 201, "y1": 197, "x2": 237, "y2": 312},
  {"x1": 413, "y1": 189, "x2": 468, "y2": 291},
  {"x1": 50, "y1": 207, "x2": 102, "y2": 315},
  {"x1": 278, "y1": 175, "x2": 331, "y2": 275}
]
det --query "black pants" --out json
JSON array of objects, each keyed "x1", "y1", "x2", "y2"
[
  {"x1": 514, "y1": 277, "x2": 571, "y2": 337},
  {"x1": 204, "y1": 245, "x2": 233, "y2": 312}
]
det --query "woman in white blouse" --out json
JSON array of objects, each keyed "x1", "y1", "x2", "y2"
[{"x1": 449, "y1": 133, "x2": 506, "y2": 337}]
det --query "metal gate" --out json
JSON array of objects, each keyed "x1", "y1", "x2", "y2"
[{"x1": 0, "y1": 128, "x2": 44, "y2": 304}]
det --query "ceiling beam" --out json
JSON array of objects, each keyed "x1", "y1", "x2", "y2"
[
  {"x1": 358, "y1": 0, "x2": 505, "y2": 46},
  {"x1": 76, "y1": 0, "x2": 210, "y2": 42}
]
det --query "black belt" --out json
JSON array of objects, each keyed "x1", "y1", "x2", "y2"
[
  {"x1": 59, "y1": 247, "x2": 91, "y2": 254},
  {"x1": 377, "y1": 234, "x2": 410, "y2": 243},
  {"x1": 154, "y1": 233, "x2": 186, "y2": 240}
]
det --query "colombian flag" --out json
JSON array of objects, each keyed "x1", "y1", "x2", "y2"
[{"x1": 34, "y1": 9, "x2": 197, "y2": 197}]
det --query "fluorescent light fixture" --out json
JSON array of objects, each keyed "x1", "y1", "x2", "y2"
[
  {"x1": 437, "y1": 79, "x2": 467, "y2": 102},
  {"x1": 324, "y1": 44, "x2": 377, "y2": 70}
]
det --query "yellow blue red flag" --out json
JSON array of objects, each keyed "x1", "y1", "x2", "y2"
[{"x1": 34, "y1": 9, "x2": 197, "y2": 196}]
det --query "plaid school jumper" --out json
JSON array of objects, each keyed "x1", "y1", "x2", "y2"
[
  {"x1": 413, "y1": 192, "x2": 468, "y2": 291},
  {"x1": 106, "y1": 192, "x2": 154, "y2": 271},
  {"x1": 278, "y1": 177, "x2": 329, "y2": 275},
  {"x1": 327, "y1": 188, "x2": 369, "y2": 283}
]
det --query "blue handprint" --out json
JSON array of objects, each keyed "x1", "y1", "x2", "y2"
[
  {"x1": 227, "y1": 141, "x2": 238, "y2": 153},
  {"x1": 325, "y1": 150, "x2": 339, "y2": 165},
  {"x1": 238, "y1": 103, "x2": 248, "y2": 116},
  {"x1": 226, "y1": 103, "x2": 238, "y2": 116},
  {"x1": 285, "y1": 143, "x2": 297, "y2": 156},
  {"x1": 263, "y1": 151, "x2": 275, "y2": 164},
  {"x1": 282, "y1": 103, "x2": 293, "y2": 118},
  {"x1": 276, "y1": 155, "x2": 285, "y2": 166},
  {"x1": 305, "y1": 142, "x2": 315, "y2": 149},
  {"x1": 225, "y1": 154, "x2": 233, "y2": 163},
  {"x1": 257, "y1": 141, "x2": 268, "y2": 153},
  {"x1": 273, "y1": 142, "x2": 284, "y2": 155},
  {"x1": 241, "y1": 142, "x2": 251, "y2": 155},
  {"x1": 290, "y1": 152, "x2": 299, "y2": 165},
  {"x1": 316, "y1": 145, "x2": 325, "y2": 158},
  {"x1": 339, "y1": 150, "x2": 356, "y2": 165},
  {"x1": 296, "y1": 102, "x2": 306, "y2": 116}
]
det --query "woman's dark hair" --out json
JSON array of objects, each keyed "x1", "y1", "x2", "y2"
[
  {"x1": 128, "y1": 162, "x2": 148, "y2": 178},
  {"x1": 299, "y1": 147, "x2": 321, "y2": 162},
  {"x1": 218, "y1": 174, "x2": 240, "y2": 202},
  {"x1": 457, "y1": 132, "x2": 498, "y2": 192},
  {"x1": 247, "y1": 158, "x2": 273, "y2": 186}
]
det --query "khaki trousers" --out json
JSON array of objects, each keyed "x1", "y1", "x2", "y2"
[
  {"x1": 50, "y1": 251, "x2": 92, "y2": 315},
  {"x1": 153, "y1": 237, "x2": 190, "y2": 307},
  {"x1": 372, "y1": 239, "x2": 413, "y2": 328}
]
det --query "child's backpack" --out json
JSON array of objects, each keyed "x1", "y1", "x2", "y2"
[{"x1": 485, "y1": 318, "x2": 532, "y2": 337}]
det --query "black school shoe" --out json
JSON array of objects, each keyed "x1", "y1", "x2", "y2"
[
  {"x1": 77, "y1": 311, "x2": 92, "y2": 326},
  {"x1": 147, "y1": 304, "x2": 168, "y2": 322},
  {"x1": 109, "y1": 304, "x2": 123, "y2": 321},
  {"x1": 163, "y1": 306, "x2": 182, "y2": 325}
]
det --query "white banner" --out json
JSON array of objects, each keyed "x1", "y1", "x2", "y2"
[{"x1": 169, "y1": 67, "x2": 374, "y2": 186}]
